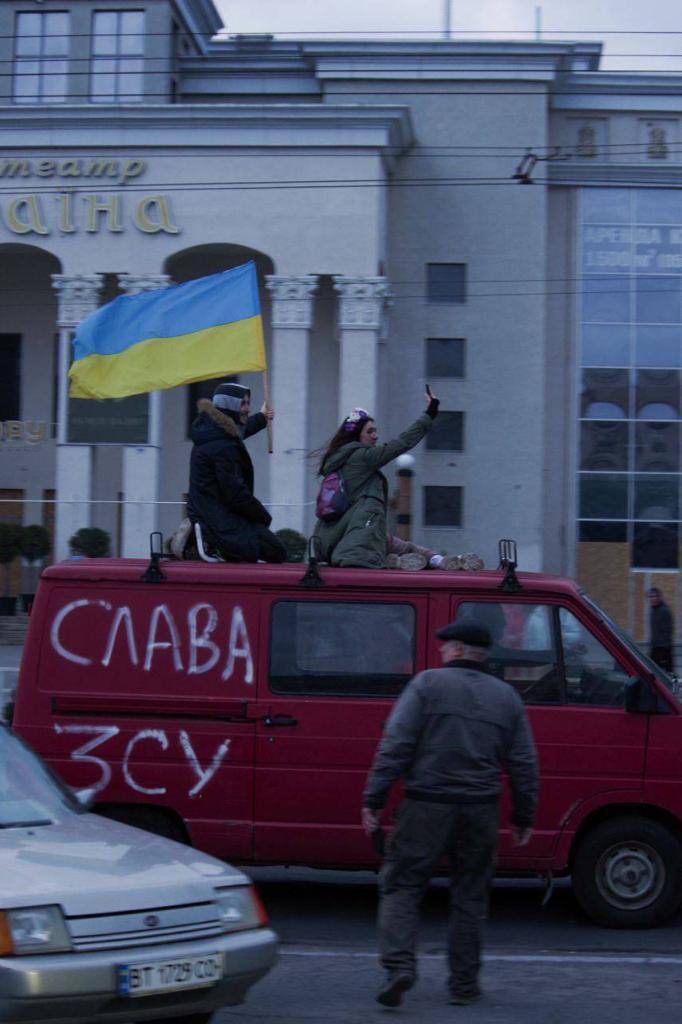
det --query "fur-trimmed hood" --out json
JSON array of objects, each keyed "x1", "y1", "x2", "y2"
[{"x1": 195, "y1": 398, "x2": 241, "y2": 438}]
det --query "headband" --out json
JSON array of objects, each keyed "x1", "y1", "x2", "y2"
[{"x1": 342, "y1": 407, "x2": 371, "y2": 432}]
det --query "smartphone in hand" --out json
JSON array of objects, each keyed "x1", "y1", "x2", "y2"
[{"x1": 425, "y1": 384, "x2": 433, "y2": 399}]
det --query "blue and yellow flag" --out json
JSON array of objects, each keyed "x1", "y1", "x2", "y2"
[{"x1": 69, "y1": 262, "x2": 266, "y2": 399}]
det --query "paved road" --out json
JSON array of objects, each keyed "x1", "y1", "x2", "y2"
[{"x1": 213, "y1": 868, "x2": 682, "y2": 1024}]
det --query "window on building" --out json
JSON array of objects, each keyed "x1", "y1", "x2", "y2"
[
  {"x1": 426, "y1": 411, "x2": 464, "y2": 451},
  {"x1": 91, "y1": 10, "x2": 145, "y2": 103},
  {"x1": 425, "y1": 338, "x2": 465, "y2": 378},
  {"x1": 187, "y1": 376, "x2": 238, "y2": 437},
  {"x1": 13, "y1": 12, "x2": 69, "y2": 104},
  {"x1": 455, "y1": 601, "x2": 562, "y2": 704},
  {"x1": 578, "y1": 187, "x2": 682, "y2": 585},
  {"x1": 269, "y1": 601, "x2": 417, "y2": 696},
  {"x1": 423, "y1": 485, "x2": 462, "y2": 527},
  {"x1": 0, "y1": 336, "x2": 21, "y2": 420},
  {"x1": 427, "y1": 263, "x2": 467, "y2": 304}
]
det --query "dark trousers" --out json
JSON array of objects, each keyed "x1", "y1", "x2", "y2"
[
  {"x1": 256, "y1": 525, "x2": 287, "y2": 564},
  {"x1": 651, "y1": 646, "x2": 674, "y2": 673},
  {"x1": 378, "y1": 798, "x2": 499, "y2": 996}
]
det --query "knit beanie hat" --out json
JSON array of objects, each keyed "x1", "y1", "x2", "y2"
[{"x1": 213, "y1": 382, "x2": 251, "y2": 413}]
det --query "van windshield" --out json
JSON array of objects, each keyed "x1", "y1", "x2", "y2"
[{"x1": 581, "y1": 591, "x2": 678, "y2": 696}]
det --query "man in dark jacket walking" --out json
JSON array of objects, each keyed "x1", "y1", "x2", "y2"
[
  {"x1": 362, "y1": 620, "x2": 539, "y2": 1009},
  {"x1": 177, "y1": 381, "x2": 286, "y2": 563},
  {"x1": 649, "y1": 587, "x2": 674, "y2": 673}
]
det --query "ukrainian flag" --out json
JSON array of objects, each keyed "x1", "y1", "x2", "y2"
[{"x1": 69, "y1": 262, "x2": 266, "y2": 400}]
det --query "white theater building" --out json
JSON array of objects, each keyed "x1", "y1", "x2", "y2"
[{"x1": 3, "y1": 0, "x2": 682, "y2": 636}]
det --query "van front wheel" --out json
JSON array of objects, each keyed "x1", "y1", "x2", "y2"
[{"x1": 573, "y1": 817, "x2": 682, "y2": 928}]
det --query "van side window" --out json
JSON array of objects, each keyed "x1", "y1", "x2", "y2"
[
  {"x1": 456, "y1": 602, "x2": 562, "y2": 704},
  {"x1": 270, "y1": 601, "x2": 416, "y2": 697},
  {"x1": 559, "y1": 608, "x2": 630, "y2": 707}
]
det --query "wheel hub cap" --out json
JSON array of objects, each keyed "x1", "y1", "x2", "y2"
[{"x1": 597, "y1": 842, "x2": 664, "y2": 910}]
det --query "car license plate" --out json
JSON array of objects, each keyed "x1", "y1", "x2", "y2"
[{"x1": 118, "y1": 952, "x2": 224, "y2": 997}]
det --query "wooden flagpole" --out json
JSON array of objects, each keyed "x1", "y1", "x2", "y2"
[{"x1": 262, "y1": 367, "x2": 273, "y2": 454}]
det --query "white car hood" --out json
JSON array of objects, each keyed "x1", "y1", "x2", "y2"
[{"x1": 0, "y1": 812, "x2": 248, "y2": 916}]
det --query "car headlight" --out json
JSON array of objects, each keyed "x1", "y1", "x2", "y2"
[
  {"x1": 0, "y1": 906, "x2": 71, "y2": 956},
  {"x1": 214, "y1": 885, "x2": 268, "y2": 933}
]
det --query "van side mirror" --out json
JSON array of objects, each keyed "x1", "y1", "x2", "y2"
[{"x1": 625, "y1": 677, "x2": 667, "y2": 714}]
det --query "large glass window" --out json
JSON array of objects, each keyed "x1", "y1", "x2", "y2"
[
  {"x1": 454, "y1": 601, "x2": 630, "y2": 707},
  {"x1": 559, "y1": 609, "x2": 630, "y2": 706},
  {"x1": 13, "y1": 12, "x2": 69, "y2": 104},
  {"x1": 578, "y1": 188, "x2": 682, "y2": 573},
  {"x1": 269, "y1": 601, "x2": 416, "y2": 696},
  {"x1": 454, "y1": 602, "x2": 562, "y2": 703},
  {"x1": 91, "y1": 10, "x2": 144, "y2": 102}
]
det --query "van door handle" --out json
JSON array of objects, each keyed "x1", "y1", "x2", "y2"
[{"x1": 263, "y1": 714, "x2": 299, "y2": 727}]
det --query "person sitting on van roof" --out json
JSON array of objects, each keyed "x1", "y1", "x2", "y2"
[
  {"x1": 172, "y1": 382, "x2": 286, "y2": 564},
  {"x1": 314, "y1": 392, "x2": 465, "y2": 570}
]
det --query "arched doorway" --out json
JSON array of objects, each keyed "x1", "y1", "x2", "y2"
[{"x1": 0, "y1": 244, "x2": 62, "y2": 594}]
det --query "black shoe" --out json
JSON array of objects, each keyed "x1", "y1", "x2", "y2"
[
  {"x1": 376, "y1": 972, "x2": 415, "y2": 1008},
  {"x1": 449, "y1": 989, "x2": 481, "y2": 1006}
]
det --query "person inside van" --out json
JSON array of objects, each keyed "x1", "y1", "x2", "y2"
[
  {"x1": 313, "y1": 393, "x2": 481, "y2": 570},
  {"x1": 171, "y1": 382, "x2": 287, "y2": 564}
]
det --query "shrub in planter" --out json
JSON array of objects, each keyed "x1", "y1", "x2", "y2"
[
  {"x1": 0, "y1": 523, "x2": 22, "y2": 614},
  {"x1": 69, "y1": 527, "x2": 111, "y2": 559},
  {"x1": 18, "y1": 524, "x2": 52, "y2": 608},
  {"x1": 275, "y1": 528, "x2": 308, "y2": 563}
]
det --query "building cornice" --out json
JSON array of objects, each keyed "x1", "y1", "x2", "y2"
[
  {"x1": 171, "y1": 0, "x2": 223, "y2": 53},
  {"x1": 547, "y1": 162, "x2": 682, "y2": 188},
  {"x1": 553, "y1": 72, "x2": 682, "y2": 111},
  {"x1": 302, "y1": 41, "x2": 601, "y2": 81},
  {"x1": 0, "y1": 104, "x2": 414, "y2": 169}
]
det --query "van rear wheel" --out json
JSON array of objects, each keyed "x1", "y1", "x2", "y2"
[{"x1": 573, "y1": 817, "x2": 682, "y2": 928}]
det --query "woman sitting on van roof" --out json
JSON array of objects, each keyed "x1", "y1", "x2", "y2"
[{"x1": 314, "y1": 392, "x2": 479, "y2": 571}]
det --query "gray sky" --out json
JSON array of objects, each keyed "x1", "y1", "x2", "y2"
[{"x1": 215, "y1": 0, "x2": 682, "y2": 72}]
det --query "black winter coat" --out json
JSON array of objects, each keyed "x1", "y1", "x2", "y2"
[
  {"x1": 650, "y1": 601, "x2": 673, "y2": 648},
  {"x1": 187, "y1": 399, "x2": 270, "y2": 562}
]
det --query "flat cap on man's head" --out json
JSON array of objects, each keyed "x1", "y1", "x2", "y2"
[{"x1": 436, "y1": 619, "x2": 492, "y2": 648}]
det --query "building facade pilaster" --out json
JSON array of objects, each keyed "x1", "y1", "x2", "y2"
[
  {"x1": 265, "y1": 274, "x2": 319, "y2": 535},
  {"x1": 51, "y1": 273, "x2": 105, "y2": 561},
  {"x1": 117, "y1": 273, "x2": 172, "y2": 556},
  {"x1": 333, "y1": 276, "x2": 391, "y2": 421}
]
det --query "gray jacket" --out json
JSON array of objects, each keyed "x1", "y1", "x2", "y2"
[{"x1": 363, "y1": 661, "x2": 539, "y2": 828}]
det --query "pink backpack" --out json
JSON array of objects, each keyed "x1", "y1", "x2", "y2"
[{"x1": 315, "y1": 471, "x2": 351, "y2": 523}]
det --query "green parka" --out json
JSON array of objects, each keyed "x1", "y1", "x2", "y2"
[{"x1": 314, "y1": 413, "x2": 433, "y2": 568}]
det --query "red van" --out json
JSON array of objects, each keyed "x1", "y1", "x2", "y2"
[{"x1": 13, "y1": 542, "x2": 682, "y2": 929}]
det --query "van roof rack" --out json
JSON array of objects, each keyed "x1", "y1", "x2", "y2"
[
  {"x1": 498, "y1": 538, "x2": 522, "y2": 593},
  {"x1": 300, "y1": 536, "x2": 324, "y2": 589},
  {"x1": 141, "y1": 532, "x2": 167, "y2": 583}
]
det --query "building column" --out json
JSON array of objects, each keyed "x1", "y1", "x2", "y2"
[
  {"x1": 51, "y1": 273, "x2": 104, "y2": 561},
  {"x1": 265, "y1": 274, "x2": 319, "y2": 535},
  {"x1": 117, "y1": 273, "x2": 172, "y2": 557},
  {"x1": 333, "y1": 276, "x2": 391, "y2": 421}
]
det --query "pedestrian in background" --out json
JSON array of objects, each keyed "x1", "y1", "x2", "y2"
[
  {"x1": 362, "y1": 620, "x2": 539, "y2": 1008},
  {"x1": 648, "y1": 587, "x2": 674, "y2": 674}
]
